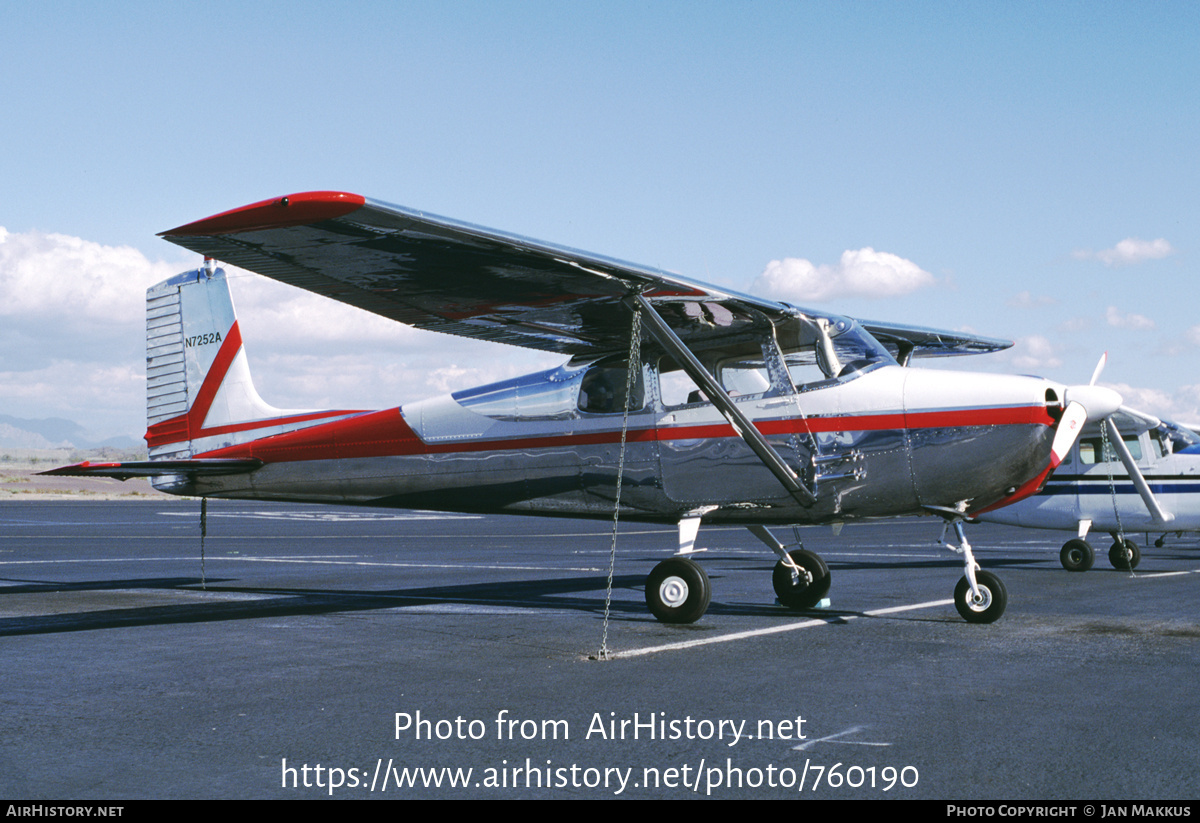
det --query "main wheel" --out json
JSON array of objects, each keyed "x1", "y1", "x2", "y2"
[
  {"x1": 954, "y1": 570, "x2": 1007, "y2": 623},
  {"x1": 645, "y1": 557, "x2": 711, "y2": 624},
  {"x1": 1060, "y1": 538, "x2": 1095, "y2": 572},
  {"x1": 772, "y1": 549, "x2": 831, "y2": 610},
  {"x1": 1109, "y1": 539, "x2": 1141, "y2": 570}
]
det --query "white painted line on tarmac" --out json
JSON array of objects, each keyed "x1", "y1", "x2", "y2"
[
  {"x1": 792, "y1": 725, "x2": 891, "y2": 752},
  {"x1": 610, "y1": 598, "x2": 955, "y2": 659},
  {"x1": 1130, "y1": 569, "x2": 1200, "y2": 579}
]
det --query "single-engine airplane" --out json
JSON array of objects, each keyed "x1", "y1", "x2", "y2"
[
  {"x1": 977, "y1": 402, "x2": 1200, "y2": 571},
  {"x1": 47, "y1": 191, "x2": 1128, "y2": 624}
]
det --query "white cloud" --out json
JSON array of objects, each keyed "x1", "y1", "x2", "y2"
[
  {"x1": 1104, "y1": 382, "x2": 1200, "y2": 426},
  {"x1": 0, "y1": 227, "x2": 563, "y2": 438},
  {"x1": 751, "y1": 248, "x2": 935, "y2": 302},
  {"x1": 1004, "y1": 335, "x2": 1063, "y2": 371},
  {"x1": 1073, "y1": 237, "x2": 1174, "y2": 267},
  {"x1": 0, "y1": 227, "x2": 180, "y2": 322},
  {"x1": 1105, "y1": 305, "x2": 1155, "y2": 330},
  {"x1": 228, "y1": 269, "x2": 423, "y2": 351}
]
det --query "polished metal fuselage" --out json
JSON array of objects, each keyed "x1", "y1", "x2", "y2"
[{"x1": 180, "y1": 362, "x2": 1059, "y2": 525}]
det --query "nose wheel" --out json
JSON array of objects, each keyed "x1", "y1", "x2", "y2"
[
  {"x1": 941, "y1": 515, "x2": 1008, "y2": 623},
  {"x1": 954, "y1": 570, "x2": 1007, "y2": 623}
]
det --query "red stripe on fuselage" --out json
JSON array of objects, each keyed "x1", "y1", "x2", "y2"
[
  {"x1": 970, "y1": 461, "x2": 1056, "y2": 515},
  {"x1": 192, "y1": 403, "x2": 1054, "y2": 465},
  {"x1": 199, "y1": 408, "x2": 423, "y2": 463}
]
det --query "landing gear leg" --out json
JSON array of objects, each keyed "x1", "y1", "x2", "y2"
[
  {"x1": 772, "y1": 549, "x2": 832, "y2": 609},
  {"x1": 748, "y1": 525, "x2": 832, "y2": 611},
  {"x1": 942, "y1": 518, "x2": 1007, "y2": 623}
]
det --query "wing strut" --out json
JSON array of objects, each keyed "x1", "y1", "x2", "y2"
[
  {"x1": 1103, "y1": 417, "x2": 1174, "y2": 526},
  {"x1": 631, "y1": 294, "x2": 816, "y2": 507}
]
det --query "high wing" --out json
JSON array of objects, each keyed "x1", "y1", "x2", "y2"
[
  {"x1": 859, "y1": 319, "x2": 1011, "y2": 363},
  {"x1": 160, "y1": 191, "x2": 1009, "y2": 359}
]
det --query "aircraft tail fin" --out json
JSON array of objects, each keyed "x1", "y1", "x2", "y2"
[{"x1": 144, "y1": 260, "x2": 331, "y2": 460}]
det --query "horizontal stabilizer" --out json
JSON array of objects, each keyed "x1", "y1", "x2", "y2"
[{"x1": 39, "y1": 458, "x2": 262, "y2": 482}]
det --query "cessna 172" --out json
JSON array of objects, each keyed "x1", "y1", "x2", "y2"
[
  {"x1": 977, "y1": 402, "x2": 1200, "y2": 572},
  {"x1": 47, "y1": 191, "x2": 1127, "y2": 624}
]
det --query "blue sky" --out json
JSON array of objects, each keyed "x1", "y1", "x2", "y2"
[{"x1": 2, "y1": 1, "x2": 1197, "y2": 439}]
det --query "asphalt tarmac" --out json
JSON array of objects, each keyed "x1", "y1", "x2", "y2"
[{"x1": 2, "y1": 499, "x2": 1198, "y2": 800}]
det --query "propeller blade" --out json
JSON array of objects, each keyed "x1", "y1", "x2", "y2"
[
  {"x1": 1050, "y1": 401, "x2": 1088, "y2": 468},
  {"x1": 1103, "y1": 417, "x2": 1174, "y2": 525},
  {"x1": 1089, "y1": 351, "x2": 1108, "y2": 386}
]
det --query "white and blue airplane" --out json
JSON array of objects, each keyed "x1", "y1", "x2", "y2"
[{"x1": 977, "y1": 400, "x2": 1200, "y2": 571}]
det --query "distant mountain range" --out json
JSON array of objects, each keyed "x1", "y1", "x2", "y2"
[{"x1": 0, "y1": 415, "x2": 139, "y2": 450}]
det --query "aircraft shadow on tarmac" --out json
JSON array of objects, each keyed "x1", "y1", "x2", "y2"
[
  {"x1": 0, "y1": 573, "x2": 673, "y2": 636},
  {"x1": 0, "y1": 567, "x2": 937, "y2": 636}
]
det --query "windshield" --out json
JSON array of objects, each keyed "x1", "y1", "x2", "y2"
[
  {"x1": 792, "y1": 316, "x2": 896, "y2": 384},
  {"x1": 714, "y1": 314, "x2": 896, "y2": 397},
  {"x1": 1159, "y1": 420, "x2": 1200, "y2": 454}
]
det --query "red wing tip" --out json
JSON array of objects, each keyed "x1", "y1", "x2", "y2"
[{"x1": 160, "y1": 191, "x2": 366, "y2": 237}]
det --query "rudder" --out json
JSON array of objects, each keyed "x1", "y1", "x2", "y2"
[{"x1": 144, "y1": 260, "x2": 304, "y2": 459}]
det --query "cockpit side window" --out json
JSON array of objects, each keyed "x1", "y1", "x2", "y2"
[
  {"x1": 1151, "y1": 429, "x2": 1169, "y2": 458},
  {"x1": 580, "y1": 361, "x2": 646, "y2": 414},
  {"x1": 659, "y1": 361, "x2": 703, "y2": 408},
  {"x1": 1079, "y1": 434, "x2": 1143, "y2": 464},
  {"x1": 716, "y1": 358, "x2": 770, "y2": 398}
]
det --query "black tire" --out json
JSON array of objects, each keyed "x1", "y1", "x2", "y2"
[
  {"x1": 954, "y1": 570, "x2": 1007, "y2": 624},
  {"x1": 1060, "y1": 538, "x2": 1095, "y2": 572},
  {"x1": 771, "y1": 549, "x2": 831, "y2": 610},
  {"x1": 1109, "y1": 539, "x2": 1141, "y2": 570},
  {"x1": 645, "y1": 557, "x2": 711, "y2": 624}
]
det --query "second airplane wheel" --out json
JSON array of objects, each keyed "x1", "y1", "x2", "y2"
[
  {"x1": 1060, "y1": 538, "x2": 1095, "y2": 572},
  {"x1": 772, "y1": 549, "x2": 831, "y2": 610},
  {"x1": 646, "y1": 557, "x2": 711, "y2": 624},
  {"x1": 1109, "y1": 539, "x2": 1141, "y2": 570}
]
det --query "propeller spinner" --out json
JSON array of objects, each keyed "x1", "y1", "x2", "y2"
[{"x1": 1051, "y1": 354, "x2": 1123, "y2": 468}]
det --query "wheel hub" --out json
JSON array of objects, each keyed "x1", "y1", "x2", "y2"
[
  {"x1": 658, "y1": 576, "x2": 689, "y2": 607},
  {"x1": 967, "y1": 585, "x2": 993, "y2": 611}
]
